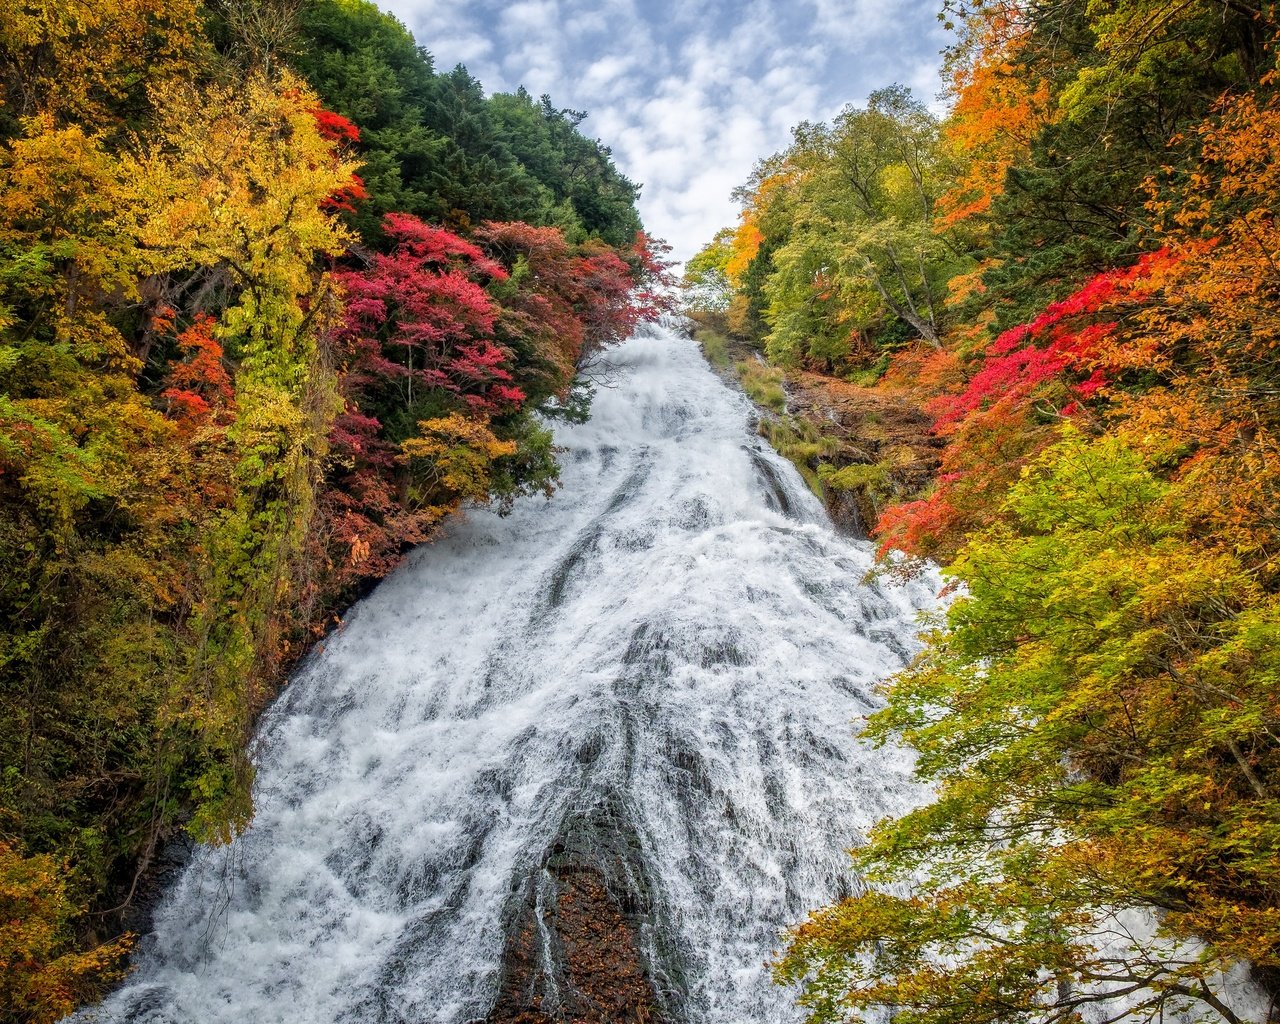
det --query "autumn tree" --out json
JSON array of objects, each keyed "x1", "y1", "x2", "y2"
[
  {"x1": 0, "y1": 0, "x2": 205, "y2": 136},
  {"x1": 0, "y1": 843, "x2": 132, "y2": 1023},
  {"x1": 116, "y1": 73, "x2": 357, "y2": 840},
  {"x1": 761, "y1": 87, "x2": 965, "y2": 367},
  {"x1": 776, "y1": 24, "x2": 1280, "y2": 1024},
  {"x1": 682, "y1": 227, "x2": 735, "y2": 316},
  {"x1": 935, "y1": 9, "x2": 1052, "y2": 236},
  {"x1": 321, "y1": 212, "x2": 661, "y2": 594},
  {"x1": 321, "y1": 213, "x2": 520, "y2": 583},
  {"x1": 780, "y1": 430, "x2": 1278, "y2": 1024}
]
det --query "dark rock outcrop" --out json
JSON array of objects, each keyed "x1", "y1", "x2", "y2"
[{"x1": 489, "y1": 797, "x2": 680, "y2": 1024}]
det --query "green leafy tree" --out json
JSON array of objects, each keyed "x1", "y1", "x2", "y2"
[
  {"x1": 682, "y1": 227, "x2": 735, "y2": 314},
  {"x1": 290, "y1": 1, "x2": 642, "y2": 246},
  {"x1": 779, "y1": 432, "x2": 1279, "y2": 1024},
  {"x1": 488, "y1": 89, "x2": 642, "y2": 246},
  {"x1": 762, "y1": 86, "x2": 966, "y2": 365}
]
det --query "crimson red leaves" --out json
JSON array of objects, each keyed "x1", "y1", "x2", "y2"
[
  {"x1": 879, "y1": 253, "x2": 1176, "y2": 559},
  {"x1": 321, "y1": 212, "x2": 665, "y2": 592},
  {"x1": 161, "y1": 314, "x2": 234, "y2": 425}
]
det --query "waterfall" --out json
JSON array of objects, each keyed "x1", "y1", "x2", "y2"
[{"x1": 78, "y1": 325, "x2": 942, "y2": 1024}]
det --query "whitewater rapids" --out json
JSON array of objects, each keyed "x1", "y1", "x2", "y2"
[{"x1": 79, "y1": 325, "x2": 942, "y2": 1023}]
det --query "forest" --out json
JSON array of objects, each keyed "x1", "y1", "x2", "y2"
[
  {"x1": 7, "y1": 0, "x2": 1280, "y2": 1020},
  {"x1": 685, "y1": 0, "x2": 1280, "y2": 1020},
  {"x1": 0, "y1": 2, "x2": 668, "y2": 1019}
]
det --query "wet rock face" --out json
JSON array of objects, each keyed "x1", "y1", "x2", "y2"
[
  {"x1": 490, "y1": 801, "x2": 675, "y2": 1024},
  {"x1": 689, "y1": 324, "x2": 942, "y2": 540},
  {"x1": 777, "y1": 370, "x2": 942, "y2": 539},
  {"x1": 109, "y1": 833, "x2": 196, "y2": 945},
  {"x1": 821, "y1": 483, "x2": 869, "y2": 540},
  {"x1": 490, "y1": 866, "x2": 659, "y2": 1024}
]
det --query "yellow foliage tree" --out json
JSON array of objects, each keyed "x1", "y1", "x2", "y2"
[
  {"x1": 400, "y1": 413, "x2": 518, "y2": 509},
  {"x1": 0, "y1": 841, "x2": 131, "y2": 1024},
  {"x1": 121, "y1": 73, "x2": 358, "y2": 842},
  {"x1": 0, "y1": 0, "x2": 205, "y2": 128}
]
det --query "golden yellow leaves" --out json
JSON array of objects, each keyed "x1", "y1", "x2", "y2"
[
  {"x1": 0, "y1": 119, "x2": 148, "y2": 353},
  {"x1": 0, "y1": 841, "x2": 132, "y2": 1024},
  {"x1": 0, "y1": 0, "x2": 206, "y2": 127},
  {"x1": 400, "y1": 413, "x2": 518, "y2": 507},
  {"x1": 126, "y1": 73, "x2": 358, "y2": 298}
]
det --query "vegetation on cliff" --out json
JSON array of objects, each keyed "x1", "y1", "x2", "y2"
[
  {"x1": 0, "y1": 3, "x2": 668, "y2": 1019},
  {"x1": 688, "y1": 1, "x2": 1280, "y2": 1019}
]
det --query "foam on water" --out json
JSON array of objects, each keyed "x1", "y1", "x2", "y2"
[{"x1": 79, "y1": 326, "x2": 943, "y2": 1023}]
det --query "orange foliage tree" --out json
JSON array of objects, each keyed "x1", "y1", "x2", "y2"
[{"x1": 936, "y1": 11, "x2": 1053, "y2": 234}]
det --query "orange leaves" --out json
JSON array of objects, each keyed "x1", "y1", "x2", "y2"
[
  {"x1": 322, "y1": 173, "x2": 369, "y2": 215},
  {"x1": 724, "y1": 221, "x2": 764, "y2": 287},
  {"x1": 1104, "y1": 85, "x2": 1280, "y2": 574},
  {"x1": 161, "y1": 315, "x2": 234, "y2": 426},
  {"x1": 0, "y1": 841, "x2": 132, "y2": 1024},
  {"x1": 1140, "y1": 87, "x2": 1280, "y2": 374},
  {"x1": 724, "y1": 172, "x2": 791, "y2": 287},
  {"x1": 881, "y1": 346, "x2": 965, "y2": 397},
  {"x1": 347, "y1": 534, "x2": 371, "y2": 566},
  {"x1": 936, "y1": 20, "x2": 1053, "y2": 232}
]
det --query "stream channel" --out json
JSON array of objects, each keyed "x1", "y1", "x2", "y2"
[{"x1": 78, "y1": 325, "x2": 941, "y2": 1023}]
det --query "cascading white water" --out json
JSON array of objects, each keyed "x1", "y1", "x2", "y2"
[{"x1": 78, "y1": 325, "x2": 944, "y2": 1024}]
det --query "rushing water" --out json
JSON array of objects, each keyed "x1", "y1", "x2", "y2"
[{"x1": 80, "y1": 325, "x2": 943, "y2": 1024}]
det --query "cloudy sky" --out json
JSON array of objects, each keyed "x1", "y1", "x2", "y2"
[{"x1": 377, "y1": 0, "x2": 952, "y2": 261}]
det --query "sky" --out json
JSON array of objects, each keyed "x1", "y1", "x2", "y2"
[{"x1": 376, "y1": 0, "x2": 953, "y2": 262}]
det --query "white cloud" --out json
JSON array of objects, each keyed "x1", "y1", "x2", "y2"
[
  {"x1": 376, "y1": 0, "x2": 949, "y2": 262},
  {"x1": 581, "y1": 54, "x2": 637, "y2": 90},
  {"x1": 500, "y1": 0, "x2": 561, "y2": 36},
  {"x1": 430, "y1": 30, "x2": 494, "y2": 66}
]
